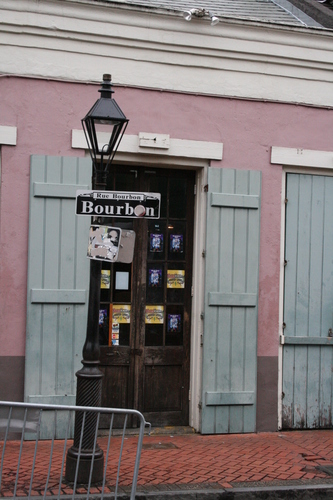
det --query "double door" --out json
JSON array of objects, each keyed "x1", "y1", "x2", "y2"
[{"x1": 98, "y1": 165, "x2": 194, "y2": 427}]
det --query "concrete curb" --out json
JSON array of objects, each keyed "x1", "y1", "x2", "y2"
[
  {"x1": 13, "y1": 483, "x2": 333, "y2": 500},
  {"x1": 135, "y1": 484, "x2": 333, "y2": 499}
]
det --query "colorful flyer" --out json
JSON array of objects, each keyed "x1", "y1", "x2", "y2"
[
  {"x1": 150, "y1": 233, "x2": 163, "y2": 252},
  {"x1": 112, "y1": 339, "x2": 119, "y2": 346},
  {"x1": 111, "y1": 322, "x2": 119, "y2": 334},
  {"x1": 145, "y1": 305, "x2": 164, "y2": 324},
  {"x1": 111, "y1": 333, "x2": 119, "y2": 340},
  {"x1": 101, "y1": 270, "x2": 111, "y2": 289},
  {"x1": 112, "y1": 304, "x2": 131, "y2": 323},
  {"x1": 99, "y1": 308, "x2": 108, "y2": 325},
  {"x1": 167, "y1": 314, "x2": 182, "y2": 333},
  {"x1": 170, "y1": 234, "x2": 183, "y2": 253},
  {"x1": 167, "y1": 270, "x2": 185, "y2": 288},
  {"x1": 149, "y1": 268, "x2": 162, "y2": 287}
]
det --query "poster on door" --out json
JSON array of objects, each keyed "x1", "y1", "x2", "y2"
[
  {"x1": 150, "y1": 233, "x2": 164, "y2": 253},
  {"x1": 112, "y1": 304, "x2": 131, "y2": 323},
  {"x1": 145, "y1": 305, "x2": 164, "y2": 324},
  {"x1": 167, "y1": 270, "x2": 185, "y2": 288},
  {"x1": 101, "y1": 270, "x2": 111, "y2": 289},
  {"x1": 167, "y1": 314, "x2": 182, "y2": 333},
  {"x1": 111, "y1": 322, "x2": 120, "y2": 346},
  {"x1": 170, "y1": 234, "x2": 183, "y2": 253}
]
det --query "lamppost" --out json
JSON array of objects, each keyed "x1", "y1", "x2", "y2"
[{"x1": 66, "y1": 74, "x2": 129, "y2": 483}]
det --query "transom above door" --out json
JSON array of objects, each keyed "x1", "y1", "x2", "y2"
[{"x1": 98, "y1": 165, "x2": 195, "y2": 427}]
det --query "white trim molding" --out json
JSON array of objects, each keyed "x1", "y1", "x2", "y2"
[
  {"x1": 271, "y1": 146, "x2": 333, "y2": 169},
  {"x1": 2, "y1": 0, "x2": 333, "y2": 106},
  {"x1": 72, "y1": 130, "x2": 223, "y2": 161},
  {"x1": 0, "y1": 125, "x2": 17, "y2": 145}
]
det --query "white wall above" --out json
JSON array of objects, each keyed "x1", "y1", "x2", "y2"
[{"x1": 1, "y1": 0, "x2": 333, "y2": 107}]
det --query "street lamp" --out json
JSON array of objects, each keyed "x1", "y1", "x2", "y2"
[{"x1": 66, "y1": 74, "x2": 129, "y2": 484}]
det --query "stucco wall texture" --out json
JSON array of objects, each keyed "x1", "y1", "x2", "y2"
[{"x1": 1, "y1": 76, "x2": 333, "y2": 364}]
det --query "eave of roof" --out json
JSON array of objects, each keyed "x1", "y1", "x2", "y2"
[{"x1": 91, "y1": 0, "x2": 324, "y2": 28}]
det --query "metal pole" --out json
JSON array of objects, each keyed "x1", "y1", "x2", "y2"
[{"x1": 66, "y1": 171, "x2": 106, "y2": 484}]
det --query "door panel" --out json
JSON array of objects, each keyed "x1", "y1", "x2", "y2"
[
  {"x1": 25, "y1": 155, "x2": 91, "y2": 438},
  {"x1": 99, "y1": 166, "x2": 194, "y2": 427},
  {"x1": 201, "y1": 168, "x2": 261, "y2": 434},
  {"x1": 282, "y1": 173, "x2": 333, "y2": 429}
]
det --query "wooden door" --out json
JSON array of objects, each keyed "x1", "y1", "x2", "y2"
[
  {"x1": 282, "y1": 173, "x2": 333, "y2": 429},
  {"x1": 99, "y1": 166, "x2": 194, "y2": 427}
]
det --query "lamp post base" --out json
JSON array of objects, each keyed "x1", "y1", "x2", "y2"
[
  {"x1": 65, "y1": 446, "x2": 104, "y2": 484},
  {"x1": 65, "y1": 363, "x2": 104, "y2": 484}
]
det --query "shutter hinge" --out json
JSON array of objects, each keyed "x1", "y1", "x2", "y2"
[
  {"x1": 200, "y1": 312, "x2": 204, "y2": 319},
  {"x1": 198, "y1": 401, "x2": 202, "y2": 410},
  {"x1": 202, "y1": 250, "x2": 206, "y2": 258},
  {"x1": 282, "y1": 322, "x2": 286, "y2": 330},
  {"x1": 200, "y1": 334, "x2": 203, "y2": 346},
  {"x1": 194, "y1": 184, "x2": 197, "y2": 195},
  {"x1": 285, "y1": 198, "x2": 288, "y2": 204},
  {"x1": 191, "y1": 285, "x2": 194, "y2": 297},
  {"x1": 284, "y1": 259, "x2": 288, "y2": 267},
  {"x1": 189, "y1": 389, "x2": 191, "y2": 401},
  {"x1": 204, "y1": 184, "x2": 208, "y2": 192}
]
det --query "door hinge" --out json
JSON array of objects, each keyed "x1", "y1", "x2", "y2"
[
  {"x1": 189, "y1": 389, "x2": 191, "y2": 401},
  {"x1": 194, "y1": 184, "x2": 197, "y2": 195},
  {"x1": 191, "y1": 285, "x2": 194, "y2": 297}
]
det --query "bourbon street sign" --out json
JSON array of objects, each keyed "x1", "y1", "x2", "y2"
[{"x1": 76, "y1": 190, "x2": 161, "y2": 219}]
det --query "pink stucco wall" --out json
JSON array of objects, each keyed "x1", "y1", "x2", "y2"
[{"x1": 1, "y1": 77, "x2": 333, "y2": 358}]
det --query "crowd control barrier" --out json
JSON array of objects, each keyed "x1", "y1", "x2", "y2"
[{"x1": 0, "y1": 401, "x2": 150, "y2": 499}]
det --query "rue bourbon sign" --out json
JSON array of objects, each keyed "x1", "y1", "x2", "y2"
[{"x1": 76, "y1": 190, "x2": 161, "y2": 219}]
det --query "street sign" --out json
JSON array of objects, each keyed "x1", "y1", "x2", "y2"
[{"x1": 76, "y1": 190, "x2": 161, "y2": 219}]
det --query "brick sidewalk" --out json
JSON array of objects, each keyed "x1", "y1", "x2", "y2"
[{"x1": 1, "y1": 430, "x2": 333, "y2": 497}]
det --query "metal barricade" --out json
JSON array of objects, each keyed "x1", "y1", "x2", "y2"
[{"x1": 0, "y1": 401, "x2": 151, "y2": 499}]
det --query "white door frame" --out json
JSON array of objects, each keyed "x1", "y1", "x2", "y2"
[
  {"x1": 72, "y1": 130, "x2": 222, "y2": 431},
  {"x1": 271, "y1": 146, "x2": 333, "y2": 430}
]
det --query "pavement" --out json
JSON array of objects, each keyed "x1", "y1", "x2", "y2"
[{"x1": 2, "y1": 428, "x2": 333, "y2": 498}]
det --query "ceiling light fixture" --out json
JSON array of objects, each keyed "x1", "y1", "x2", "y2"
[
  {"x1": 183, "y1": 8, "x2": 219, "y2": 25},
  {"x1": 209, "y1": 12, "x2": 220, "y2": 26}
]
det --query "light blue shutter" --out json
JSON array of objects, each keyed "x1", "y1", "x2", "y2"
[
  {"x1": 201, "y1": 168, "x2": 261, "y2": 434},
  {"x1": 282, "y1": 173, "x2": 333, "y2": 429},
  {"x1": 25, "y1": 155, "x2": 91, "y2": 437}
]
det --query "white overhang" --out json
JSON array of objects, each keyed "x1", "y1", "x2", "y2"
[
  {"x1": 72, "y1": 129, "x2": 223, "y2": 165},
  {"x1": 0, "y1": 125, "x2": 17, "y2": 145},
  {"x1": 271, "y1": 146, "x2": 333, "y2": 169}
]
